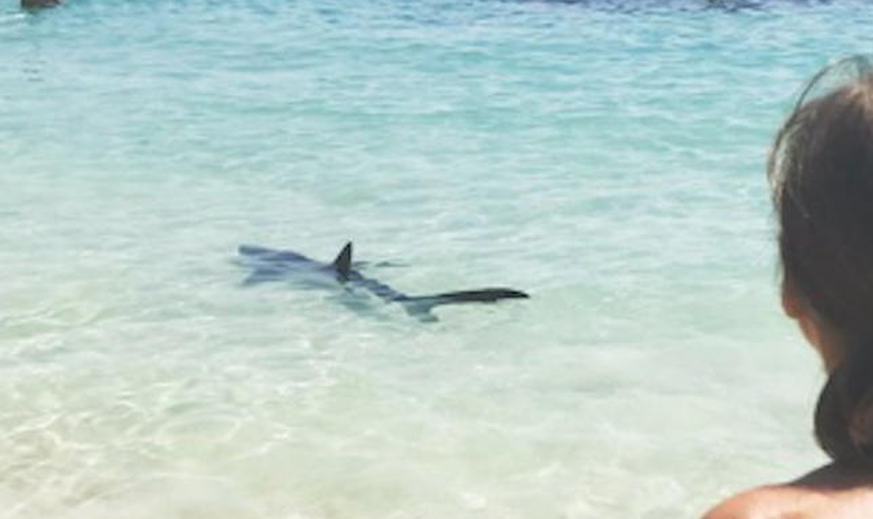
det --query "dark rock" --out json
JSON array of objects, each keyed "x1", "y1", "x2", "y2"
[{"x1": 21, "y1": 0, "x2": 62, "y2": 10}]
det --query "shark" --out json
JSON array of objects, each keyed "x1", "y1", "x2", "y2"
[{"x1": 237, "y1": 242, "x2": 529, "y2": 321}]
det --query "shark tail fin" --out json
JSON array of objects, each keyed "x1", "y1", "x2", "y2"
[
  {"x1": 401, "y1": 288, "x2": 529, "y2": 321},
  {"x1": 332, "y1": 242, "x2": 353, "y2": 281}
]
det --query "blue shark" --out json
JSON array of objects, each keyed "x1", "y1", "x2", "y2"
[{"x1": 237, "y1": 242, "x2": 529, "y2": 321}]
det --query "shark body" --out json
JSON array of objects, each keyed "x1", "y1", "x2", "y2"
[{"x1": 237, "y1": 242, "x2": 529, "y2": 321}]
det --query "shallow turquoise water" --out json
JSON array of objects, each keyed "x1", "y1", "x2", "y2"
[{"x1": 2, "y1": 1, "x2": 871, "y2": 517}]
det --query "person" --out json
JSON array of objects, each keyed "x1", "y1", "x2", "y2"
[{"x1": 705, "y1": 56, "x2": 873, "y2": 518}]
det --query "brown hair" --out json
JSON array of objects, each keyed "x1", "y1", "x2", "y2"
[{"x1": 769, "y1": 56, "x2": 873, "y2": 466}]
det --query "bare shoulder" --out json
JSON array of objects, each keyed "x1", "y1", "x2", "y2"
[
  {"x1": 702, "y1": 485, "x2": 814, "y2": 519},
  {"x1": 703, "y1": 464, "x2": 873, "y2": 519}
]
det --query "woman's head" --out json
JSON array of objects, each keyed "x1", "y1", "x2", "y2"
[{"x1": 770, "y1": 56, "x2": 873, "y2": 465}]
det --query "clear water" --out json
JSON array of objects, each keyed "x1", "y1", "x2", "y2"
[{"x1": 1, "y1": 0, "x2": 869, "y2": 517}]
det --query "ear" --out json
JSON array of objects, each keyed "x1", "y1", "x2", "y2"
[
  {"x1": 782, "y1": 279, "x2": 803, "y2": 319},
  {"x1": 781, "y1": 274, "x2": 812, "y2": 320}
]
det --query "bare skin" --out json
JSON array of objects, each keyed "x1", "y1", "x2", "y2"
[
  {"x1": 702, "y1": 284, "x2": 873, "y2": 519},
  {"x1": 704, "y1": 464, "x2": 873, "y2": 519}
]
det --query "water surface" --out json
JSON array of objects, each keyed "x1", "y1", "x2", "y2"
[{"x1": 2, "y1": 1, "x2": 868, "y2": 517}]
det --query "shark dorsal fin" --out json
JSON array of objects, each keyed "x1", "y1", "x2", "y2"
[{"x1": 332, "y1": 242, "x2": 353, "y2": 281}]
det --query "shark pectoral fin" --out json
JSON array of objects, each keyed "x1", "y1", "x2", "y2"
[
  {"x1": 242, "y1": 267, "x2": 285, "y2": 285},
  {"x1": 332, "y1": 241, "x2": 353, "y2": 281}
]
